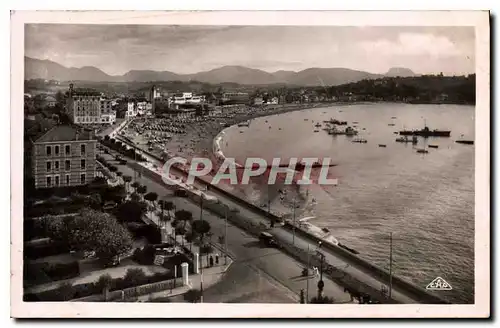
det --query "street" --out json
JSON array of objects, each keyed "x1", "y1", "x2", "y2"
[{"x1": 100, "y1": 148, "x2": 355, "y2": 303}]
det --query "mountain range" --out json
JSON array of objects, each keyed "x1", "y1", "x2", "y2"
[{"x1": 25, "y1": 56, "x2": 416, "y2": 86}]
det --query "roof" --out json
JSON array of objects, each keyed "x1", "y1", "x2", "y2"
[
  {"x1": 34, "y1": 124, "x2": 94, "y2": 143},
  {"x1": 44, "y1": 95, "x2": 57, "y2": 102}
]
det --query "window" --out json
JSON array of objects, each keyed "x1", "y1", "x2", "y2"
[
  {"x1": 80, "y1": 173, "x2": 86, "y2": 184},
  {"x1": 81, "y1": 159, "x2": 86, "y2": 170},
  {"x1": 55, "y1": 161, "x2": 59, "y2": 171},
  {"x1": 55, "y1": 145, "x2": 59, "y2": 155},
  {"x1": 65, "y1": 160, "x2": 70, "y2": 171},
  {"x1": 66, "y1": 174, "x2": 70, "y2": 185},
  {"x1": 81, "y1": 144, "x2": 86, "y2": 155},
  {"x1": 65, "y1": 145, "x2": 71, "y2": 155},
  {"x1": 46, "y1": 161, "x2": 51, "y2": 172},
  {"x1": 46, "y1": 176, "x2": 52, "y2": 187},
  {"x1": 46, "y1": 146, "x2": 52, "y2": 156},
  {"x1": 55, "y1": 175, "x2": 60, "y2": 186}
]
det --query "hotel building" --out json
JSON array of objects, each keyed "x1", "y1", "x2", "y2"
[
  {"x1": 31, "y1": 124, "x2": 97, "y2": 189},
  {"x1": 65, "y1": 84, "x2": 116, "y2": 125}
]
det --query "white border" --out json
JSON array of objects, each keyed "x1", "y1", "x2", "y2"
[{"x1": 10, "y1": 10, "x2": 490, "y2": 318}]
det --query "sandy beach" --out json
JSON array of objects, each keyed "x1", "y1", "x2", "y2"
[{"x1": 120, "y1": 102, "x2": 333, "y2": 218}]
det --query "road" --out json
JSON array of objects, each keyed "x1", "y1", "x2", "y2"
[
  {"x1": 107, "y1": 138, "x2": 428, "y2": 303},
  {"x1": 100, "y1": 149, "x2": 356, "y2": 303}
]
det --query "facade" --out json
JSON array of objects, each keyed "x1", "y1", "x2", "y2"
[
  {"x1": 31, "y1": 124, "x2": 97, "y2": 189},
  {"x1": 126, "y1": 101, "x2": 137, "y2": 118},
  {"x1": 43, "y1": 95, "x2": 57, "y2": 108},
  {"x1": 66, "y1": 84, "x2": 102, "y2": 124},
  {"x1": 222, "y1": 92, "x2": 250, "y2": 105},
  {"x1": 253, "y1": 97, "x2": 264, "y2": 105},
  {"x1": 169, "y1": 93, "x2": 206, "y2": 107},
  {"x1": 65, "y1": 84, "x2": 116, "y2": 125}
]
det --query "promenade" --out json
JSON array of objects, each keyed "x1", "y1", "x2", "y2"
[
  {"x1": 100, "y1": 148, "x2": 356, "y2": 303},
  {"x1": 109, "y1": 134, "x2": 448, "y2": 304}
]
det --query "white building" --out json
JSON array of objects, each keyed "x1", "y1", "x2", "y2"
[{"x1": 126, "y1": 102, "x2": 137, "y2": 118}]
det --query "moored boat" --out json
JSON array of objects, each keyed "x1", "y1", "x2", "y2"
[
  {"x1": 399, "y1": 126, "x2": 451, "y2": 137},
  {"x1": 456, "y1": 140, "x2": 474, "y2": 145},
  {"x1": 428, "y1": 145, "x2": 439, "y2": 148}
]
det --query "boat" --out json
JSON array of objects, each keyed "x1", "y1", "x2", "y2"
[
  {"x1": 352, "y1": 138, "x2": 367, "y2": 143},
  {"x1": 314, "y1": 123, "x2": 322, "y2": 128},
  {"x1": 323, "y1": 118, "x2": 348, "y2": 125},
  {"x1": 399, "y1": 125, "x2": 451, "y2": 137},
  {"x1": 456, "y1": 140, "x2": 474, "y2": 145},
  {"x1": 416, "y1": 149, "x2": 429, "y2": 154},
  {"x1": 304, "y1": 118, "x2": 309, "y2": 121},
  {"x1": 391, "y1": 116, "x2": 397, "y2": 119},
  {"x1": 352, "y1": 121, "x2": 359, "y2": 124},
  {"x1": 378, "y1": 144, "x2": 387, "y2": 148},
  {"x1": 395, "y1": 135, "x2": 418, "y2": 144},
  {"x1": 314, "y1": 129, "x2": 320, "y2": 133},
  {"x1": 428, "y1": 145, "x2": 439, "y2": 148},
  {"x1": 388, "y1": 123, "x2": 395, "y2": 126},
  {"x1": 393, "y1": 132, "x2": 399, "y2": 134}
]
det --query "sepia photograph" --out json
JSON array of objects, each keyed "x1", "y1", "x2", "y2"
[{"x1": 10, "y1": 10, "x2": 490, "y2": 318}]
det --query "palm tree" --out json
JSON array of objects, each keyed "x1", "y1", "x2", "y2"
[
  {"x1": 137, "y1": 185, "x2": 147, "y2": 201},
  {"x1": 131, "y1": 181, "x2": 140, "y2": 192},
  {"x1": 144, "y1": 192, "x2": 158, "y2": 221},
  {"x1": 175, "y1": 210, "x2": 193, "y2": 231},
  {"x1": 123, "y1": 175, "x2": 132, "y2": 193}
]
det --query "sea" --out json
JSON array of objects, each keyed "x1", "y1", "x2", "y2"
[{"x1": 219, "y1": 103, "x2": 475, "y2": 304}]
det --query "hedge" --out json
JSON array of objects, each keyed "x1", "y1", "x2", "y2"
[
  {"x1": 24, "y1": 269, "x2": 181, "y2": 302},
  {"x1": 24, "y1": 241, "x2": 71, "y2": 260},
  {"x1": 24, "y1": 260, "x2": 80, "y2": 286}
]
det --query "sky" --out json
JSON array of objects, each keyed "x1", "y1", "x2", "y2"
[{"x1": 25, "y1": 25, "x2": 475, "y2": 76}]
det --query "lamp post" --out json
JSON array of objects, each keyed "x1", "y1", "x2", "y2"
[
  {"x1": 389, "y1": 232, "x2": 393, "y2": 299},
  {"x1": 222, "y1": 204, "x2": 229, "y2": 265},
  {"x1": 316, "y1": 242, "x2": 325, "y2": 299},
  {"x1": 292, "y1": 197, "x2": 296, "y2": 246}
]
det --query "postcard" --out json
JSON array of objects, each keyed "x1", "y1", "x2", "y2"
[{"x1": 11, "y1": 10, "x2": 490, "y2": 318}]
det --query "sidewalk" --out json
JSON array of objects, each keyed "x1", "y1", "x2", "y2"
[{"x1": 136, "y1": 258, "x2": 233, "y2": 302}]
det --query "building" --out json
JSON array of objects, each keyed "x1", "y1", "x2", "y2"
[
  {"x1": 65, "y1": 84, "x2": 116, "y2": 125},
  {"x1": 66, "y1": 84, "x2": 102, "y2": 124},
  {"x1": 43, "y1": 95, "x2": 57, "y2": 108},
  {"x1": 222, "y1": 92, "x2": 249, "y2": 105},
  {"x1": 126, "y1": 101, "x2": 137, "y2": 118},
  {"x1": 31, "y1": 124, "x2": 97, "y2": 189},
  {"x1": 99, "y1": 98, "x2": 116, "y2": 124},
  {"x1": 253, "y1": 97, "x2": 264, "y2": 105}
]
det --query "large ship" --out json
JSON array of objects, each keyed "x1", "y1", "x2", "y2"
[{"x1": 399, "y1": 126, "x2": 451, "y2": 137}]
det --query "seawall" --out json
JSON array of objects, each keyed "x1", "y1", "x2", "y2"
[{"x1": 111, "y1": 134, "x2": 449, "y2": 304}]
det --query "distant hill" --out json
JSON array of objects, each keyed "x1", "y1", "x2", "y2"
[
  {"x1": 385, "y1": 67, "x2": 416, "y2": 77},
  {"x1": 24, "y1": 56, "x2": 405, "y2": 86}
]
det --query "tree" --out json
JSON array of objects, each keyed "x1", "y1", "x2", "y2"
[
  {"x1": 123, "y1": 175, "x2": 132, "y2": 191},
  {"x1": 310, "y1": 295, "x2": 335, "y2": 304},
  {"x1": 88, "y1": 193, "x2": 102, "y2": 209},
  {"x1": 116, "y1": 171, "x2": 123, "y2": 177},
  {"x1": 137, "y1": 185, "x2": 147, "y2": 201},
  {"x1": 131, "y1": 181, "x2": 140, "y2": 190},
  {"x1": 175, "y1": 209, "x2": 193, "y2": 230},
  {"x1": 175, "y1": 226, "x2": 187, "y2": 246},
  {"x1": 61, "y1": 209, "x2": 133, "y2": 263},
  {"x1": 124, "y1": 268, "x2": 146, "y2": 286},
  {"x1": 95, "y1": 273, "x2": 113, "y2": 292},
  {"x1": 144, "y1": 192, "x2": 158, "y2": 203},
  {"x1": 191, "y1": 220, "x2": 211, "y2": 245},
  {"x1": 116, "y1": 201, "x2": 147, "y2": 223}
]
